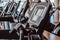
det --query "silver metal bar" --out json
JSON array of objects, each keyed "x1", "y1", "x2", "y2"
[
  {"x1": 9, "y1": 23, "x2": 14, "y2": 31},
  {"x1": 19, "y1": 29, "x2": 22, "y2": 40}
]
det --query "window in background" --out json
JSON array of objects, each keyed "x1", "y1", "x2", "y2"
[
  {"x1": 50, "y1": 0, "x2": 54, "y2": 24},
  {"x1": 40, "y1": 0, "x2": 46, "y2": 2},
  {"x1": 50, "y1": 1, "x2": 56, "y2": 40}
]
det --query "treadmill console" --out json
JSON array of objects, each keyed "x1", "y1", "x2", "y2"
[{"x1": 28, "y1": 3, "x2": 51, "y2": 26}]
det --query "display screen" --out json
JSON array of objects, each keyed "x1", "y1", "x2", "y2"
[
  {"x1": 32, "y1": 8, "x2": 44, "y2": 22},
  {"x1": 28, "y1": 2, "x2": 50, "y2": 26}
]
